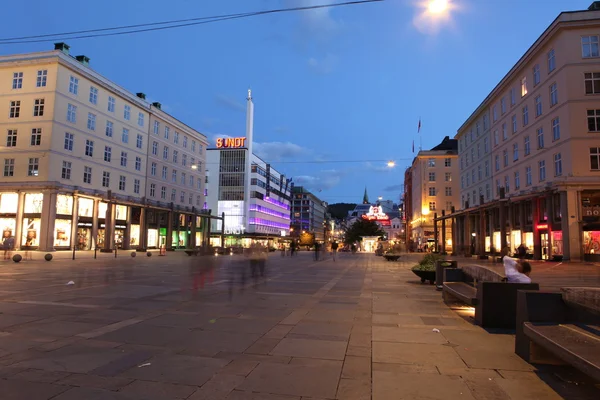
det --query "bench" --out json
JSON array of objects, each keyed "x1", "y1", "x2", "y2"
[
  {"x1": 184, "y1": 249, "x2": 203, "y2": 256},
  {"x1": 443, "y1": 265, "x2": 539, "y2": 328},
  {"x1": 515, "y1": 288, "x2": 600, "y2": 382},
  {"x1": 383, "y1": 254, "x2": 401, "y2": 261}
]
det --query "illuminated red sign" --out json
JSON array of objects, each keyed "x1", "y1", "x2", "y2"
[
  {"x1": 361, "y1": 206, "x2": 390, "y2": 222},
  {"x1": 216, "y1": 137, "x2": 247, "y2": 149},
  {"x1": 536, "y1": 224, "x2": 548, "y2": 230}
]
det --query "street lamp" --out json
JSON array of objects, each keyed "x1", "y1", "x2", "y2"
[{"x1": 387, "y1": 161, "x2": 396, "y2": 168}]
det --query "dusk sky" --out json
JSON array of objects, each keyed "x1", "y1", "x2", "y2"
[{"x1": 0, "y1": 0, "x2": 591, "y2": 205}]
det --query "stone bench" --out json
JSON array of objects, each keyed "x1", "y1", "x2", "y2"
[
  {"x1": 443, "y1": 265, "x2": 539, "y2": 328},
  {"x1": 515, "y1": 288, "x2": 600, "y2": 382}
]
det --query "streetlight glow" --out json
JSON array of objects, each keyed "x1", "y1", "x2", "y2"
[
  {"x1": 427, "y1": 0, "x2": 448, "y2": 14},
  {"x1": 387, "y1": 161, "x2": 396, "y2": 168}
]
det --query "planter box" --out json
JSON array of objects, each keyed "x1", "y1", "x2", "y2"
[{"x1": 412, "y1": 269, "x2": 435, "y2": 284}]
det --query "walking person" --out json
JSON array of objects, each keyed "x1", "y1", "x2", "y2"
[
  {"x1": 331, "y1": 240, "x2": 339, "y2": 262},
  {"x1": 314, "y1": 242, "x2": 320, "y2": 261}
]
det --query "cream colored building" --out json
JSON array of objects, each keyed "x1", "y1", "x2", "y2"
[
  {"x1": 451, "y1": 2, "x2": 600, "y2": 262},
  {"x1": 409, "y1": 136, "x2": 459, "y2": 252},
  {"x1": 0, "y1": 43, "x2": 208, "y2": 252}
]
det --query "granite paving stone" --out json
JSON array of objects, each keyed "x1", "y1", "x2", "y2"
[
  {"x1": 0, "y1": 378, "x2": 70, "y2": 400},
  {"x1": 372, "y1": 370, "x2": 477, "y2": 400},
  {"x1": 118, "y1": 379, "x2": 198, "y2": 399},
  {"x1": 270, "y1": 338, "x2": 347, "y2": 360}
]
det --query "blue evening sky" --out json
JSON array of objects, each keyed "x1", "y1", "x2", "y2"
[{"x1": 0, "y1": 0, "x2": 589, "y2": 205}]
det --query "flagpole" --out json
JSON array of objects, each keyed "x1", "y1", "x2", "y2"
[{"x1": 418, "y1": 117, "x2": 422, "y2": 152}]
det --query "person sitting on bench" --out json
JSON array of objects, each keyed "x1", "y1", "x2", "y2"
[{"x1": 503, "y1": 254, "x2": 532, "y2": 283}]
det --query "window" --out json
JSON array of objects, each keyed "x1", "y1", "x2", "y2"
[
  {"x1": 150, "y1": 183, "x2": 156, "y2": 197},
  {"x1": 428, "y1": 172, "x2": 435, "y2": 182},
  {"x1": 484, "y1": 160, "x2": 490, "y2": 177},
  {"x1": 180, "y1": 191, "x2": 185, "y2": 203},
  {"x1": 137, "y1": 112, "x2": 144, "y2": 127},
  {"x1": 429, "y1": 202, "x2": 436, "y2": 211},
  {"x1": 582, "y1": 35, "x2": 599, "y2": 58},
  {"x1": 192, "y1": 140, "x2": 196, "y2": 152},
  {"x1": 197, "y1": 195, "x2": 201, "y2": 206},
  {"x1": 104, "y1": 146, "x2": 112, "y2": 162},
  {"x1": 182, "y1": 154, "x2": 187, "y2": 167},
  {"x1": 470, "y1": 149, "x2": 474, "y2": 163},
  {"x1": 66, "y1": 103, "x2": 76, "y2": 123},
  {"x1": 485, "y1": 184, "x2": 490, "y2": 200},
  {"x1": 512, "y1": 115, "x2": 517, "y2": 133},
  {"x1": 64, "y1": 132, "x2": 73, "y2": 151},
  {"x1": 526, "y1": 166, "x2": 532, "y2": 186},
  {"x1": 28, "y1": 158, "x2": 39, "y2": 176},
  {"x1": 36, "y1": 70, "x2": 47, "y2": 87},
  {"x1": 492, "y1": 105, "x2": 497, "y2": 122},
  {"x1": 163, "y1": 146, "x2": 169, "y2": 160},
  {"x1": 445, "y1": 187, "x2": 452, "y2": 196},
  {"x1": 522, "y1": 106, "x2": 529, "y2": 126},
  {"x1": 445, "y1": 172, "x2": 451, "y2": 181},
  {"x1": 547, "y1": 49, "x2": 555, "y2": 73},
  {"x1": 69, "y1": 76, "x2": 79, "y2": 94},
  {"x1": 183, "y1": 136, "x2": 188, "y2": 148},
  {"x1": 505, "y1": 176, "x2": 510, "y2": 193},
  {"x1": 173, "y1": 150, "x2": 178, "y2": 163},
  {"x1": 85, "y1": 140, "x2": 94, "y2": 157},
  {"x1": 502, "y1": 123, "x2": 507, "y2": 140},
  {"x1": 164, "y1": 126, "x2": 170, "y2": 139},
  {"x1": 122, "y1": 128, "x2": 129, "y2": 143},
  {"x1": 189, "y1": 175, "x2": 194, "y2": 187},
  {"x1": 12, "y1": 72, "x2": 23, "y2": 89},
  {"x1": 484, "y1": 137, "x2": 489, "y2": 153},
  {"x1": 533, "y1": 64, "x2": 540, "y2": 86},
  {"x1": 524, "y1": 136, "x2": 531, "y2": 156},
  {"x1": 428, "y1": 187, "x2": 436, "y2": 196},
  {"x1": 584, "y1": 72, "x2": 600, "y2": 95},
  {"x1": 87, "y1": 113, "x2": 96, "y2": 131},
  {"x1": 124, "y1": 105, "x2": 131, "y2": 120},
  {"x1": 510, "y1": 88, "x2": 516, "y2": 105},
  {"x1": 153, "y1": 121, "x2": 159, "y2": 135},
  {"x1": 161, "y1": 166, "x2": 168, "y2": 179},
  {"x1": 521, "y1": 77, "x2": 528, "y2": 97},
  {"x1": 161, "y1": 186, "x2": 167, "y2": 199},
  {"x1": 61, "y1": 161, "x2": 72, "y2": 180},
  {"x1": 181, "y1": 172, "x2": 187, "y2": 186},
  {"x1": 550, "y1": 83, "x2": 558, "y2": 106},
  {"x1": 152, "y1": 141, "x2": 158, "y2": 155},
  {"x1": 537, "y1": 128, "x2": 544, "y2": 149},
  {"x1": 539, "y1": 160, "x2": 546, "y2": 181},
  {"x1": 103, "y1": 121, "x2": 113, "y2": 138},
  {"x1": 483, "y1": 115, "x2": 489, "y2": 131},
  {"x1": 493, "y1": 130, "x2": 499, "y2": 146},
  {"x1": 30, "y1": 128, "x2": 41, "y2": 146},
  {"x1": 136, "y1": 134, "x2": 143, "y2": 149},
  {"x1": 198, "y1": 179, "x2": 202, "y2": 190},
  {"x1": 444, "y1": 158, "x2": 451, "y2": 167},
  {"x1": 503, "y1": 149, "x2": 508, "y2": 167},
  {"x1": 83, "y1": 166, "x2": 92, "y2": 184},
  {"x1": 554, "y1": 153, "x2": 562, "y2": 176},
  {"x1": 535, "y1": 96, "x2": 542, "y2": 117},
  {"x1": 33, "y1": 99, "x2": 44, "y2": 116},
  {"x1": 513, "y1": 143, "x2": 519, "y2": 161},
  {"x1": 495, "y1": 180, "x2": 500, "y2": 195},
  {"x1": 171, "y1": 189, "x2": 176, "y2": 201},
  {"x1": 476, "y1": 122, "x2": 480, "y2": 136},
  {"x1": 515, "y1": 171, "x2": 520, "y2": 190},
  {"x1": 591, "y1": 147, "x2": 600, "y2": 170},
  {"x1": 89, "y1": 87, "x2": 98, "y2": 105},
  {"x1": 6, "y1": 129, "x2": 17, "y2": 147},
  {"x1": 588, "y1": 109, "x2": 600, "y2": 131},
  {"x1": 466, "y1": 174, "x2": 470, "y2": 186},
  {"x1": 501, "y1": 97, "x2": 506, "y2": 114},
  {"x1": 108, "y1": 96, "x2": 115, "y2": 112},
  {"x1": 135, "y1": 156, "x2": 142, "y2": 171},
  {"x1": 495, "y1": 155, "x2": 500, "y2": 172},
  {"x1": 134, "y1": 179, "x2": 140, "y2": 194},
  {"x1": 174, "y1": 131, "x2": 179, "y2": 144},
  {"x1": 120, "y1": 151, "x2": 127, "y2": 167},
  {"x1": 151, "y1": 162, "x2": 157, "y2": 176},
  {"x1": 119, "y1": 175, "x2": 126, "y2": 191},
  {"x1": 9, "y1": 100, "x2": 21, "y2": 118},
  {"x1": 478, "y1": 165, "x2": 482, "y2": 180},
  {"x1": 552, "y1": 117, "x2": 560, "y2": 141},
  {"x1": 4, "y1": 159, "x2": 15, "y2": 177}
]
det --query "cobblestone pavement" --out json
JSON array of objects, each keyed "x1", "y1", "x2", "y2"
[{"x1": 0, "y1": 251, "x2": 598, "y2": 399}]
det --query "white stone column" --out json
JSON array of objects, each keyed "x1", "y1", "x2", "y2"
[
  {"x1": 70, "y1": 195, "x2": 79, "y2": 250},
  {"x1": 92, "y1": 199, "x2": 99, "y2": 249},
  {"x1": 14, "y1": 192, "x2": 25, "y2": 250},
  {"x1": 561, "y1": 190, "x2": 582, "y2": 262},
  {"x1": 39, "y1": 191, "x2": 57, "y2": 252}
]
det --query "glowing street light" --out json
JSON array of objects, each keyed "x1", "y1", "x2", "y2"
[{"x1": 387, "y1": 161, "x2": 396, "y2": 168}]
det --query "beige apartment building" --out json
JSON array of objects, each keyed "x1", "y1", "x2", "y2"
[
  {"x1": 447, "y1": 2, "x2": 600, "y2": 262},
  {"x1": 408, "y1": 136, "x2": 459, "y2": 252},
  {"x1": 0, "y1": 43, "x2": 208, "y2": 252}
]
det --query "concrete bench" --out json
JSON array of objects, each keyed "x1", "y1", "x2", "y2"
[
  {"x1": 515, "y1": 288, "x2": 600, "y2": 382},
  {"x1": 443, "y1": 265, "x2": 539, "y2": 328}
]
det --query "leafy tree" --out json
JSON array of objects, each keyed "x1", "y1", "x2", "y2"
[
  {"x1": 327, "y1": 203, "x2": 357, "y2": 220},
  {"x1": 343, "y1": 219, "x2": 385, "y2": 245}
]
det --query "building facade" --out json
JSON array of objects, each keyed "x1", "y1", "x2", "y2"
[
  {"x1": 0, "y1": 44, "x2": 208, "y2": 252},
  {"x1": 409, "y1": 136, "x2": 459, "y2": 252},
  {"x1": 290, "y1": 186, "x2": 328, "y2": 242},
  {"x1": 206, "y1": 91, "x2": 292, "y2": 247}
]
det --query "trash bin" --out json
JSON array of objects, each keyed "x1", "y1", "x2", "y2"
[{"x1": 435, "y1": 260, "x2": 458, "y2": 290}]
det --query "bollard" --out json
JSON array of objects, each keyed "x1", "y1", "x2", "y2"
[
  {"x1": 72, "y1": 246, "x2": 76, "y2": 260},
  {"x1": 146, "y1": 251, "x2": 152, "y2": 257},
  {"x1": 44, "y1": 253, "x2": 53, "y2": 261},
  {"x1": 114, "y1": 246, "x2": 117, "y2": 258},
  {"x1": 94, "y1": 247, "x2": 97, "y2": 259},
  {"x1": 131, "y1": 251, "x2": 136, "y2": 258},
  {"x1": 12, "y1": 254, "x2": 22, "y2": 263}
]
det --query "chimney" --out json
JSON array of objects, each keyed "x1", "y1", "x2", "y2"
[
  {"x1": 54, "y1": 42, "x2": 70, "y2": 55},
  {"x1": 589, "y1": 1, "x2": 600, "y2": 10},
  {"x1": 136, "y1": 92, "x2": 146, "y2": 100},
  {"x1": 75, "y1": 55, "x2": 90, "y2": 66},
  {"x1": 152, "y1": 102, "x2": 162, "y2": 110}
]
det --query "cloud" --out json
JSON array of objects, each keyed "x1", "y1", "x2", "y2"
[
  {"x1": 215, "y1": 94, "x2": 245, "y2": 113},
  {"x1": 273, "y1": 125, "x2": 290, "y2": 134},
  {"x1": 295, "y1": 0, "x2": 342, "y2": 39},
  {"x1": 253, "y1": 141, "x2": 308, "y2": 162},
  {"x1": 295, "y1": 168, "x2": 345, "y2": 191},
  {"x1": 383, "y1": 184, "x2": 404, "y2": 192},
  {"x1": 307, "y1": 53, "x2": 338, "y2": 75}
]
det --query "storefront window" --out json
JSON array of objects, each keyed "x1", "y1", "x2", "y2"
[
  {"x1": 78, "y1": 198, "x2": 94, "y2": 217},
  {"x1": 511, "y1": 230, "x2": 521, "y2": 253},
  {"x1": 492, "y1": 232, "x2": 501, "y2": 253},
  {"x1": 54, "y1": 219, "x2": 72, "y2": 247},
  {"x1": 551, "y1": 231, "x2": 563, "y2": 256},
  {"x1": 148, "y1": 229, "x2": 158, "y2": 248},
  {"x1": 77, "y1": 227, "x2": 91, "y2": 250},
  {"x1": 24, "y1": 193, "x2": 43, "y2": 213},
  {"x1": 98, "y1": 202, "x2": 108, "y2": 219},
  {"x1": 524, "y1": 232, "x2": 534, "y2": 251},
  {"x1": 583, "y1": 231, "x2": 600, "y2": 254},
  {"x1": 56, "y1": 194, "x2": 73, "y2": 215},
  {"x1": 22, "y1": 217, "x2": 40, "y2": 247},
  {"x1": 0, "y1": 193, "x2": 18, "y2": 213},
  {"x1": 115, "y1": 205, "x2": 127, "y2": 220},
  {"x1": 1, "y1": 218, "x2": 16, "y2": 241},
  {"x1": 485, "y1": 236, "x2": 490, "y2": 252},
  {"x1": 130, "y1": 225, "x2": 140, "y2": 247},
  {"x1": 196, "y1": 232, "x2": 202, "y2": 247}
]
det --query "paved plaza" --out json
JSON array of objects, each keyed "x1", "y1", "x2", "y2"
[{"x1": 0, "y1": 251, "x2": 598, "y2": 399}]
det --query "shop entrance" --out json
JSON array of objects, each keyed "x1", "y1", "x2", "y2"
[{"x1": 540, "y1": 231, "x2": 549, "y2": 260}]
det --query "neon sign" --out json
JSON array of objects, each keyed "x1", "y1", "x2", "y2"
[
  {"x1": 536, "y1": 224, "x2": 548, "y2": 230},
  {"x1": 216, "y1": 137, "x2": 247, "y2": 149},
  {"x1": 361, "y1": 206, "x2": 390, "y2": 222}
]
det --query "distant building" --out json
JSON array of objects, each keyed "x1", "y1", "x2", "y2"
[{"x1": 290, "y1": 186, "x2": 328, "y2": 242}]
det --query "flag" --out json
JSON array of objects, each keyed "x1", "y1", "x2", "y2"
[{"x1": 418, "y1": 118, "x2": 421, "y2": 133}]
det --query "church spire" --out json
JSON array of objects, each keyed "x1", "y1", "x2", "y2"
[{"x1": 362, "y1": 187, "x2": 369, "y2": 204}]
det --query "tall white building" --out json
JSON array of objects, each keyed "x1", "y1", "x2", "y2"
[{"x1": 206, "y1": 91, "x2": 292, "y2": 247}]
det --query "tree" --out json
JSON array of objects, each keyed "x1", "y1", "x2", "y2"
[
  {"x1": 343, "y1": 219, "x2": 385, "y2": 245},
  {"x1": 327, "y1": 203, "x2": 357, "y2": 220}
]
